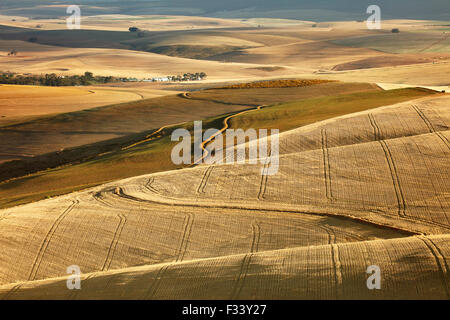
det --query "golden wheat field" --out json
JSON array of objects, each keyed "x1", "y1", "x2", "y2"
[
  {"x1": 0, "y1": 93, "x2": 448, "y2": 299},
  {"x1": 0, "y1": 4, "x2": 449, "y2": 303},
  {"x1": 0, "y1": 84, "x2": 177, "y2": 126}
]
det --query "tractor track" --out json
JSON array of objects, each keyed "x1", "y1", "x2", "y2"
[
  {"x1": 197, "y1": 166, "x2": 214, "y2": 194},
  {"x1": 230, "y1": 222, "x2": 260, "y2": 299},
  {"x1": 331, "y1": 244, "x2": 343, "y2": 298},
  {"x1": 176, "y1": 213, "x2": 195, "y2": 263},
  {"x1": 108, "y1": 186, "x2": 435, "y2": 235},
  {"x1": 101, "y1": 213, "x2": 127, "y2": 271},
  {"x1": 144, "y1": 264, "x2": 171, "y2": 299},
  {"x1": 412, "y1": 105, "x2": 450, "y2": 151},
  {"x1": 418, "y1": 236, "x2": 450, "y2": 298},
  {"x1": 28, "y1": 200, "x2": 79, "y2": 281},
  {"x1": 321, "y1": 129, "x2": 334, "y2": 201},
  {"x1": 368, "y1": 113, "x2": 407, "y2": 217}
]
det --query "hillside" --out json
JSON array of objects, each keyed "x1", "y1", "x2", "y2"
[
  {"x1": 1, "y1": 1, "x2": 450, "y2": 20},
  {"x1": 0, "y1": 93, "x2": 448, "y2": 299}
]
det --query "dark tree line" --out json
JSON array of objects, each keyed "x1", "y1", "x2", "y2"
[
  {"x1": 168, "y1": 72, "x2": 207, "y2": 81},
  {"x1": 0, "y1": 72, "x2": 119, "y2": 86}
]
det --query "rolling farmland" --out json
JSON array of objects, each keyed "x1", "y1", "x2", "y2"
[
  {"x1": 0, "y1": 7, "x2": 449, "y2": 301},
  {"x1": 0, "y1": 93, "x2": 448, "y2": 299}
]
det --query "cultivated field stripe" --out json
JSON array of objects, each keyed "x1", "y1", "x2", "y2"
[
  {"x1": 321, "y1": 129, "x2": 334, "y2": 201},
  {"x1": 230, "y1": 222, "x2": 260, "y2": 299},
  {"x1": 369, "y1": 114, "x2": 407, "y2": 217},
  {"x1": 331, "y1": 244, "x2": 343, "y2": 298},
  {"x1": 412, "y1": 105, "x2": 450, "y2": 151},
  {"x1": 418, "y1": 236, "x2": 450, "y2": 298},
  {"x1": 144, "y1": 264, "x2": 171, "y2": 299},
  {"x1": 368, "y1": 113, "x2": 382, "y2": 140},
  {"x1": 321, "y1": 224, "x2": 337, "y2": 244},
  {"x1": 115, "y1": 185, "x2": 430, "y2": 234},
  {"x1": 28, "y1": 200, "x2": 79, "y2": 281},
  {"x1": 257, "y1": 162, "x2": 270, "y2": 200},
  {"x1": 378, "y1": 140, "x2": 407, "y2": 217},
  {"x1": 102, "y1": 213, "x2": 127, "y2": 271},
  {"x1": 176, "y1": 213, "x2": 195, "y2": 263}
]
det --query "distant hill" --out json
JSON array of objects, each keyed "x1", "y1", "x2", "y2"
[{"x1": 1, "y1": 0, "x2": 450, "y2": 21}]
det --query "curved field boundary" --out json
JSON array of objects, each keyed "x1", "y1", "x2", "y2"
[
  {"x1": 28, "y1": 200, "x2": 79, "y2": 281},
  {"x1": 121, "y1": 125, "x2": 169, "y2": 151},
  {"x1": 102, "y1": 213, "x2": 127, "y2": 271},
  {"x1": 180, "y1": 92, "x2": 259, "y2": 107},
  {"x1": 111, "y1": 183, "x2": 439, "y2": 235},
  {"x1": 104, "y1": 187, "x2": 363, "y2": 247},
  {"x1": 193, "y1": 105, "x2": 264, "y2": 165}
]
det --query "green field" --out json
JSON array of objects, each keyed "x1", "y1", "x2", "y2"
[
  {"x1": 0, "y1": 86, "x2": 436, "y2": 209},
  {"x1": 229, "y1": 88, "x2": 435, "y2": 131}
]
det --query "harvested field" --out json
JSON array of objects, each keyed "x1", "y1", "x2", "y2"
[
  {"x1": 0, "y1": 94, "x2": 448, "y2": 299},
  {"x1": 1, "y1": 235, "x2": 448, "y2": 300},
  {"x1": 0, "y1": 84, "x2": 175, "y2": 126},
  {"x1": 0, "y1": 85, "x2": 432, "y2": 209},
  {"x1": 0, "y1": 12, "x2": 449, "y2": 301},
  {"x1": 0, "y1": 91, "x2": 252, "y2": 164}
]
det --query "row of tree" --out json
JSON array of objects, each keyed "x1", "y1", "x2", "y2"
[
  {"x1": 168, "y1": 72, "x2": 207, "y2": 82},
  {"x1": 0, "y1": 72, "x2": 119, "y2": 86}
]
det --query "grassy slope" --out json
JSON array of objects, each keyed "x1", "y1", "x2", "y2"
[
  {"x1": 0, "y1": 86, "x2": 435, "y2": 209},
  {"x1": 229, "y1": 88, "x2": 434, "y2": 132}
]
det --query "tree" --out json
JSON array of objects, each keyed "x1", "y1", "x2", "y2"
[{"x1": 84, "y1": 71, "x2": 94, "y2": 80}]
